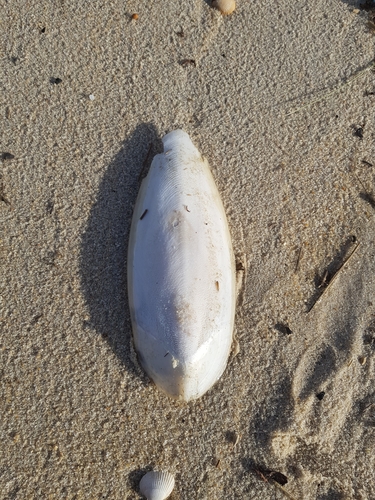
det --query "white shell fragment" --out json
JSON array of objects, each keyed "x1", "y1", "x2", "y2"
[
  {"x1": 212, "y1": 0, "x2": 236, "y2": 15},
  {"x1": 139, "y1": 471, "x2": 175, "y2": 500},
  {"x1": 128, "y1": 130, "x2": 236, "y2": 401}
]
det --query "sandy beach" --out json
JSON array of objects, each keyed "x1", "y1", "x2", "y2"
[{"x1": 1, "y1": 0, "x2": 375, "y2": 498}]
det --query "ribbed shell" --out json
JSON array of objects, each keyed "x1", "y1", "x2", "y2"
[
  {"x1": 139, "y1": 471, "x2": 175, "y2": 500},
  {"x1": 128, "y1": 130, "x2": 236, "y2": 401}
]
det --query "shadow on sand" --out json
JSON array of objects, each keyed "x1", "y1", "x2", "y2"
[{"x1": 80, "y1": 122, "x2": 162, "y2": 381}]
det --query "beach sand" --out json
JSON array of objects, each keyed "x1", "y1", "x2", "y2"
[{"x1": 1, "y1": 0, "x2": 375, "y2": 498}]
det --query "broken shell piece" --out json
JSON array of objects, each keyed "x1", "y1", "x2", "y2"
[
  {"x1": 139, "y1": 471, "x2": 175, "y2": 500},
  {"x1": 212, "y1": 0, "x2": 236, "y2": 15}
]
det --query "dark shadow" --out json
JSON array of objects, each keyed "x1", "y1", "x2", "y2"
[
  {"x1": 364, "y1": 315, "x2": 375, "y2": 342},
  {"x1": 363, "y1": 332, "x2": 375, "y2": 346},
  {"x1": 298, "y1": 306, "x2": 359, "y2": 400},
  {"x1": 251, "y1": 376, "x2": 294, "y2": 449},
  {"x1": 306, "y1": 236, "x2": 357, "y2": 312},
  {"x1": 298, "y1": 345, "x2": 336, "y2": 400},
  {"x1": 340, "y1": 0, "x2": 374, "y2": 9},
  {"x1": 363, "y1": 318, "x2": 375, "y2": 347},
  {"x1": 317, "y1": 489, "x2": 346, "y2": 500},
  {"x1": 299, "y1": 270, "x2": 363, "y2": 400},
  {"x1": 80, "y1": 122, "x2": 163, "y2": 381},
  {"x1": 128, "y1": 466, "x2": 153, "y2": 495},
  {"x1": 340, "y1": 0, "x2": 375, "y2": 35},
  {"x1": 359, "y1": 191, "x2": 375, "y2": 209},
  {"x1": 241, "y1": 458, "x2": 288, "y2": 485},
  {"x1": 274, "y1": 323, "x2": 293, "y2": 335},
  {"x1": 333, "y1": 325, "x2": 356, "y2": 353},
  {"x1": 225, "y1": 430, "x2": 237, "y2": 443}
]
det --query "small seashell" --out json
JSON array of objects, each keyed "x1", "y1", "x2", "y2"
[
  {"x1": 128, "y1": 130, "x2": 236, "y2": 401},
  {"x1": 212, "y1": 0, "x2": 236, "y2": 16},
  {"x1": 139, "y1": 471, "x2": 175, "y2": 500}
]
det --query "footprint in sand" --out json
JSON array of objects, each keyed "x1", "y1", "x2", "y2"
[{"x1": 271, "y1": 218, "x2": 375, "y2": 457}]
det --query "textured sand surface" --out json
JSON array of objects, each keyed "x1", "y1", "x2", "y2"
[{"x1": 1, "y1": 0, "x2": 375, "y2": 499}]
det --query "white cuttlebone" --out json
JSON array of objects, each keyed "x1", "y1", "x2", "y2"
[
  {"x1": 127, "y1": 129, "x2": 236, "y2": 401},
  {"x1": 139, "y1": 471, "x2": 175, "y2": 500}
]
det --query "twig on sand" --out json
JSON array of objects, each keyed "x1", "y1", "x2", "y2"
[
  {"x1": 273, "y1": 482, "x2": 299, "y2": 500},
  {"x1": 307, "y1": 242, "x2": 360, "y2": 313},
  {"x1": 250, "y1": 464, "x2": 297, "y2": 498},
  {"x1": 285, "y1": 60, "x2": 375, "y2": 117}
]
